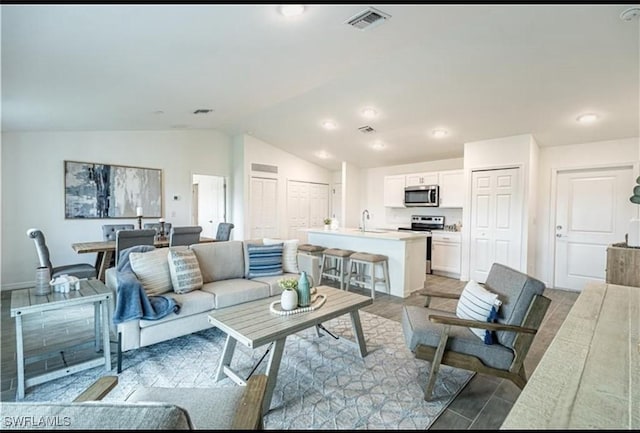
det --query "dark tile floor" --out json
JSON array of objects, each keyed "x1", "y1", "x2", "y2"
[{"x1": 0, "y1": 273, "x2": 579, "y2": 429}]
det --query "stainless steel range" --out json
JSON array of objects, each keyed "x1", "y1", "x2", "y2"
[{"x1": 398, "y1": 215, "x2": 444, "y2": 274}]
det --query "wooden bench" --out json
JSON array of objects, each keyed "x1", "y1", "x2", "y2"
[{"x1": 501, "y1": 282, "x2": 639, "y2": 429}]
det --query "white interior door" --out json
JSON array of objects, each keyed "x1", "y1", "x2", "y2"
[
  {"x1": 554, "y1": 166, "x2": 635, "y2": 291},
  {"x1": 286, "y1": 180, "x2": 310, "y2": 241},
  {"x1": 309, "y1": 183, "x2": 329, "y2": 229},
  {"x1": 250, "y1": 176, "x2": 278, "y2": 239},
  {"x1": 331, "y1": 183, "x2": 342, "y2": 220},
  {"x1": 469, "y1": 167, "x2": 522, "y2": 283},
  {"x1": 192, "y1": 174, "x2": 226, "y2": 239}
]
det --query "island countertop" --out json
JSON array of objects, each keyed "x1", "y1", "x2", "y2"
[
  {"x1": 305, "y1": 228, "x2": 428, "y2": 298},
  {"x1": 304, "y1": 227, "x2": 430, "y2": 241}
]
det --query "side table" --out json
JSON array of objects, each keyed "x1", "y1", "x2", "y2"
[{"x1": 10, "y1": 279, "x2": 113, "y2": 400}]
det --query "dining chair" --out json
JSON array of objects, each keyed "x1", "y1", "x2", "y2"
[
  {"x1": 115, "y1": 229, "x2": 156, "y2": 267},
  {"x1": 143, "y1": 222, "x2": 172, "y2": 238},
  {"x1": 169, "y1": 226, "x2": 203, "y2": 247},
  {"x1": 27, "y1": 228, "x2": 97, "y2": 280},
  {"x1": 215, "y1": 222, "x2": 234, "y2": 241},
  {"x1": 102, "y1": 224, "x2": 135, "y2": 241}
]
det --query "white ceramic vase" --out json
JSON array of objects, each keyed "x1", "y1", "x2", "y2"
[{"x1": 280, "y1": 289, "x2": 298, "y2": 311}]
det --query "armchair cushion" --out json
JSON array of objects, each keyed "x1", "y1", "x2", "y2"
[
  {"x1": 455, "y1": 280, "x2": 502, "y2": 343},
  {"x1": 402, "y1": 305, "x2": 514, "y2": 370},
  {"x1": 484, "y1": 263, "x2": 546, "y2": 348},
  {"x1": 126, "y1": 386, "x2": 247, "y2": 430}
]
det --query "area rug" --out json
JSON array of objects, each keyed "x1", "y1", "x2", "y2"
[{"x1": 22, "y1": 311, "x2": 474, "y2": 430}]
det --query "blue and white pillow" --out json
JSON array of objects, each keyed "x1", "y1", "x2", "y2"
[
  {"x1": 455, "y1": 280, "x2": 502, "y2": 344},
  {"x1": 247, "y1": 243, "x2": 284, "y2": 278}
]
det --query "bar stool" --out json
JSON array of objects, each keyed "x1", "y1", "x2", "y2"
[
  {"x1": 298, "y1": 244, "x2": 325, "y2": 257},
  {"x1": 346, "y1": 252, "x2": 390, "y2": 299},
  {"x1": 319, "y1": 248, "x2": 354, "y2": 290}
]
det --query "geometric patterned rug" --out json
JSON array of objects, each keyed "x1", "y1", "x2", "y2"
[{"x1": 21, "y1": 311, "x2": 474, "y2": 430}]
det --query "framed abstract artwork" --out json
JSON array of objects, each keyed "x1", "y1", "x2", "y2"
[{"x1": 64, "y1": 160, "x2": 163, "y2": 219}]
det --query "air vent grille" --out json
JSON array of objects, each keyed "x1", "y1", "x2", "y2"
[
  {"x1": 345, "y1": 7, "x2": 391, "y2": 31},
  {"x1": 251, "y1": 163, "x2": 278, "y2": 174},
  {"x1": 358, "y1": 125, "x2": 376, "y2": 134},
  {"x1": 193, "y1": 109, "x2": 213, "y2": 114}
]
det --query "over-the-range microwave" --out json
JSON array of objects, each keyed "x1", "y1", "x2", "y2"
[{"x1": 404, "y1": 184, "x2": 439, "y2": 207}]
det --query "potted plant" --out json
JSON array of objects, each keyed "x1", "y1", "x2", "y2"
[
  {"x1": 278, "y1": 278, "x2": 298, "y2": 310},
  {"x1": 323, "y1": 217, "x2": 331, "y2": 230}
]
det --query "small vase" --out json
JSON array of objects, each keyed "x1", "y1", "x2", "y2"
[
  {"x1": 324, "y1": 224, "x2": 330, "y2": 230},
  {"x1": 297, "y1": 271, "x2": 312, "y2": 307},
  {"x1": 280, "y1": 289, "x2": 298, "y2": 311},
  {"x1": 34, "y1": 266, "x2": 51, "y2": 296}
]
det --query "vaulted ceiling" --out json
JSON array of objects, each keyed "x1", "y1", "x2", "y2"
[{"x1": 2, "y1": 4, "x2": 639, "y2": 170}]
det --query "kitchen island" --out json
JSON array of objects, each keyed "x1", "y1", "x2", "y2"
[{"x1": 305, "y1": 228, "x2": 428, "y2": 298}]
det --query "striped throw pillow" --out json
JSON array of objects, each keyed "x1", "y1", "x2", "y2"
[
  {"x1": 167, "y1": 249, "x2": 203, "y2": 294},
  {"x1": 247, "y1": 243, "x2": 283, "y2": 279},
  {"x1": 455, "y1": 280, "x2": 502, "y2": 343},
  {"x1": 263, "y1": 238, "x2": 299, "y2": 274},
  {"x1": 129, "y1": 249, "x2": 173, "y2": 296}
]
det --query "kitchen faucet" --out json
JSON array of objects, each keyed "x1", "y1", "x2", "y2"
[{"x1": 361, "y1": 209, "x2": 370, "y2": 232}]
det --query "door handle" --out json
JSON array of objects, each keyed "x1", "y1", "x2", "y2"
[
  {"x1": 556, "y1": 233, "x2": 562, "y2": 238},
  {"x1": 556, "y1": 225, "x2": 562, "y2": 230}
]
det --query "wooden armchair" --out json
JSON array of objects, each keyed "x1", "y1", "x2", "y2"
[
  {"x1": 401, "y1": 263, "x2": 551, "y2": 400},
  {"x1": 1, "y1": 374, "x2": 268, "y2": 430}
]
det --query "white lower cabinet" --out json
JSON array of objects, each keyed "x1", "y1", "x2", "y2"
[{"x1": 431, "y1": 232, "x2": 461, "y2": 276}]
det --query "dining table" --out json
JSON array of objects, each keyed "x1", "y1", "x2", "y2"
[{"x1": 71, "y1": 236, "x2": 216, "y2": 282}]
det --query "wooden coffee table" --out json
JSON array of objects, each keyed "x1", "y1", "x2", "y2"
[{"x1": 207, "y1": 285, "x2": 373, "y2": 413}]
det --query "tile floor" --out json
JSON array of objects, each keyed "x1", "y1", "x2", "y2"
[{"x1": 0, "y1": 273, "x2": 579, "y2": 429}]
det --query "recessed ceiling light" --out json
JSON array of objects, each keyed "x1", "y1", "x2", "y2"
[
  {"x1": 279, "y1": 5, "x2": 305, "y2": 17},
  {"x1": 371, "y1": 141, "x2": 386, "y2": 151},
  {"x1": 431, "y1": 128, "x2": 448, "y2": 138},
  {"x1": 315, "y1": 150, "x2": 331, "y2": 159},
  {"x1": 322, "y1": 120, "x2": 337, "y2": 130},
  {"x1": 361, "y1": 107, "x2": 378, "y2": 118},
  {"x1": 576, "y1": 113, "x2": 599, "y2": 124}
]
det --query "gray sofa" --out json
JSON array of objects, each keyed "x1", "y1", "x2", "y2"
[{"x1": 105, "y1": 240, "x2": 319, "y2": 352}]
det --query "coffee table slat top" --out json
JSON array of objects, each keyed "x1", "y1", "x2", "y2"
[{"x1": 208, "y1": 285, "x2": 372, "y2": 348}]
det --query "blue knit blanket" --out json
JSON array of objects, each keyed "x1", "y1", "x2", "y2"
[{"x1": 112, "y1": 245, "x2": 180, "y2": 325}]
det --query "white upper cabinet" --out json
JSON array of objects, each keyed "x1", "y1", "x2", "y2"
[
  {"x1": 438, "y1": 169, "x2": 464, "y2": 208},
  {"x1": 383, "y1": 175, "x2": 406, "y2": 207},
  {"x1": 405, "y1": 171, "x2": 438, "y2": 187}
]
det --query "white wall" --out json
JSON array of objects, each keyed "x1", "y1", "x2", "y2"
[
  {"x1": 1, "y1": 130, "x2": 232, "y2": 289},
  {"x1": 362, "y1": 157, "x2": 464, "y2": 229},
  {"x1": 342, "y1": 161, "x2": 362, "y2": 228},
  {"x1": 535, "y1": 136, "x2": 640, "y2": 285},
  {"x1": 239, "y1": 134, "x2": 331, "y2": 239}
]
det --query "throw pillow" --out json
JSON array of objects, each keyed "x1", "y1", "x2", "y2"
[
  {"x1": 263, "y1": 238, "x2": 299, "y2": 274},
  {"x1": 455, "y1": 280, "x2": 502, "y2": 344},
  {"x1": 247, "y1": 243, "x2": 283, "y2": 279},
  {"x1": 167, "y1": 249, "x2": 203, "y2": 294},
  {"x1": 129, "y1": 249, "x2": 173, "y2": 296}
]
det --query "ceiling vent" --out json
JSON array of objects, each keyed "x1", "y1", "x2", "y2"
[
  {"x1": 345, "y1": 7, "x2": 391, "y2": 31},
  {"x1": 358, "y1": 125, "x2": 376, "y2": 134},
  {"x1": 193, "y1": 109, "x2": 213, "y2": 114}
]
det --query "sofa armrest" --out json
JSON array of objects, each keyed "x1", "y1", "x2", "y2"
[{"x1": 297, "y1": 253, "x2": 320, "y2": 287}]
